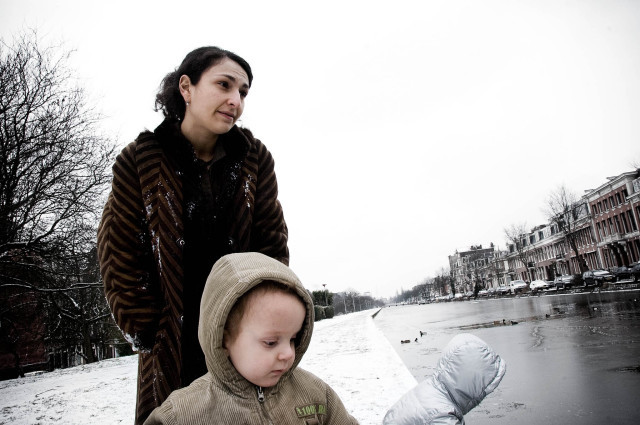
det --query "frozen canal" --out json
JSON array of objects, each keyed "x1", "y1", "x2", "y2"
[{"x1": 374, "y1": 289, "x2": 640, "y2": 425}]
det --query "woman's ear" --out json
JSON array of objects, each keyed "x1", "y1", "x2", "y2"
[{"x1": 178, "y1": 75, "x2": 192, "y2": 104}]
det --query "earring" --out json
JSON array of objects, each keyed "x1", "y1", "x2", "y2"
[{"x1": 185, "y1": 101, "x2": 190, "y2": 106}]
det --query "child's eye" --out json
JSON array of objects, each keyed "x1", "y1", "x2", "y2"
[{"x1": 264, "y1": 341, "x2": 277, "y2": 347}]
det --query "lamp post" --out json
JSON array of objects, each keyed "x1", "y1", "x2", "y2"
[{"x1": 322, "y1": 284, "x2": 328, "y2": 306}]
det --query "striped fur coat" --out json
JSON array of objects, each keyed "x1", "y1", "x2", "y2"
[{"x1": 97, "y1": 120, "x2": 288, "y2": 424}]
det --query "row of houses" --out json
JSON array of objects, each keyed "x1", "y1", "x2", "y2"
[
  {"x1": 449, "y1": 169, "x2": 640, "y2": 293},
  {"x1": 0, "y1": 283, "x2": 130, "y2": 380}
]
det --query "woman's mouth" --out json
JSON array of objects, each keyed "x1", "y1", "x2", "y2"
[{"x1": 218, "y1": 111, "x2": 235, "y2": 122}]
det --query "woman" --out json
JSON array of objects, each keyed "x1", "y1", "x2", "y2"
[{"x1": 97, "y1": 46, "x2": 288, "y2": 425}]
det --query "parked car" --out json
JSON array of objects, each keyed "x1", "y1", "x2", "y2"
[
  {"x1": 608, "y1": 266, "x2": 631, "y2": 282},
  {"x1": 554, "y1": 274, "x2": 576, "y2": 289},
  {"x1": 509, "y1": 280, "x2": 529, "y2": 294},
  {"x1": 630, "y1": 263, "x2": 640, "y2": 282},
  {"x1": 530, "y1": 279, "x2": 553, "y2": 291},
  {"x1": 478, "y1": 289, "x2": 488, "y2": 297},
  {"x1": 496, "y1": 285, "x2": 510, "y2": 295},
  {"x1": 582, "y1": 269, "x2": 616, "y2": 286}
]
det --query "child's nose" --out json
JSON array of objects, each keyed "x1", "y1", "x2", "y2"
[{"x1": 279, "y1": 343, "x2": 295, "y2": 361}]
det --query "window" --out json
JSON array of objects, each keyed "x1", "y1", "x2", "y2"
[
  {"x1": 629, "y1": 210, "x2": 638, "y2": 231},
  {"x1": 621, "y1": 214, "x2": 629, "y2": 233},
  {"x1": 608, "y1": 218, "x2": 614, "y2": 234},
  {"x1": 615, "y1": 193, "x2": 622, "y2": 205},
  {"x1": 604, "y1": 199, "x2": 609, "y2": 210}
]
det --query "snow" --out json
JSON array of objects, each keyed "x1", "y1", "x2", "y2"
[{"x1": 0, "y1": 309, "x2": 417, "y2": 425}]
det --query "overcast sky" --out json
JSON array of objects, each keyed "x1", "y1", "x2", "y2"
[{"x1": 2, "y1": 0, "x2": 639, "y2": 298}]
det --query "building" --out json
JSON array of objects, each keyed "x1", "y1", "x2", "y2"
[
  {"x1": 449, "y1": 245, "x2": 495, "y2": 293},
  {"x1": 506, "y1": 201, "x2": 600, "y2": 282},
  {"x1": 585, "y1": 171, "x2": 640, "y2": 268},
  {"x1": 449, "y1": 168, "x2": 640, "y2": 285}
]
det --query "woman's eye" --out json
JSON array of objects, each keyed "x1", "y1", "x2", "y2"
[
  {"x1": 240, "y1": 90, "x2": 248, "y2": 98},
  {"x1": 218, "y1": 81, "x2": 229, "y2": 89}
]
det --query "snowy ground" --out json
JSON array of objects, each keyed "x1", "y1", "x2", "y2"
[{"x1": 0, "y1": 309, "x2": 417, "y2": 425}]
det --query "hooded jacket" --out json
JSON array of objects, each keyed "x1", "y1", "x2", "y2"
[
  {"x1": 97, "y1": 121, "x2": 288, "y2": 424},
  {"x1": 144, "y1": 252, "x2": 359, "y2": 425},
  {"x1": 382, "y1": 333, "x2": 506, "y2": 425}
]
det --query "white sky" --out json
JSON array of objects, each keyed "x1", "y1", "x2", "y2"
[{"x1": 2, "y1": 0, "x2": 639, "y2": 298}]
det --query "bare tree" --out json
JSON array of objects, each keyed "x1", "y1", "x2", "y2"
[
  {"x1": 432, "y1": 267, "x2": 451, "y2": 296},
  {"x1": 545, "y1": 185, "x2": 589, "y2": 274},
  {"x1": 0, "y1": 30, "x2": 117, "y2": 370},
  {"x1": 504, "y1": 222, "x2": 537, "y2": 281},
  {"x1": 343, "y1": 288, "x2": 360, "y2": 312}
]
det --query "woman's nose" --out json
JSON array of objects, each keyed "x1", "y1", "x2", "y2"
[{"x1": 228, "y1": 90, "x2": 242, "y2": 107}]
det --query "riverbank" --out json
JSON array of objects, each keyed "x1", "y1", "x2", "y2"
[
  {"x1": 374, "y1": 290, "x2": 640, "y2": 425},
  {"x1": 0, "y1": 309, "x2": 417, "y2": 425}
]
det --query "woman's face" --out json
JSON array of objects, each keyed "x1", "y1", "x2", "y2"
[{"x1": 180, "y1": 58, "x2": 250, "y2": 139}]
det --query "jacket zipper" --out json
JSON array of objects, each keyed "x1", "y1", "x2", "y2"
[{"x1": 257, "y1": 386, "x2": 265, "y2": 403}]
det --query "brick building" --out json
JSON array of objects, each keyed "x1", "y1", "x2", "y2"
[
  {"x1": 449, "y1": 169, "x2": 640, "y2": 289},
  {"x1": 586, "y1": 171, "x2": 640, "y2": 268},
  {"x1": 504, "y1": 169, "x2": 639, "y2": 282},
  {"x1": 449, "y1": 245, "x2": 496, "y2": 293}
]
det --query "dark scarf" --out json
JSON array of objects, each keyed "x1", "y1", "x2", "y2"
[{"x1": 154, "y1": 119, "x2": 250, "y2": 385}]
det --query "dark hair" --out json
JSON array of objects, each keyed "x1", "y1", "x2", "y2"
[{"x1": 155, "y1": 46, "x2": 253, "y2": 121}]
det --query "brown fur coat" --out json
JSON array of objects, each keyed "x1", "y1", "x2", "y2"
[{"x1": 97, "y1": 121, "x2": 288, "y2": 424}]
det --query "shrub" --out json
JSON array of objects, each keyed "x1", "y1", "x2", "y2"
[
  {"x1": 314, "y1": 305, "x2": 326, "y2": 321},
  {"x1": 324, "y1": 305, "x2": 335, "y2": 319}
]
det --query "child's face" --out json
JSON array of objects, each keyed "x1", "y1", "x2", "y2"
[{"x1": 225, "y1": 290, "x2": 306, "y2": 388}]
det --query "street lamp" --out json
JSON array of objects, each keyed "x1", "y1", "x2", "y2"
[{"x1": 322, "y1": 284, "x2": 328, "y2": 306}]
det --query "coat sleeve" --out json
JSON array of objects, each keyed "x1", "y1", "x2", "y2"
[
  {"x1": 250, "y1": 139, "x2": 289, "y2": 265},
  {"x1": 142, "y1": 401, "x2": 177, "y2": 425},
  {"x1": 382, "y1": 376, "x2": 464, "y2": 425},
  {"x1": 97, "y1": 142, "x2": 162, "y2": 352},
  {"x1": 324, "y1": 384, "x2": 360, "y2": 425}
]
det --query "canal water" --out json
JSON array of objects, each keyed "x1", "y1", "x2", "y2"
[{"x1": 373, "y1": 289, "x2": 640, "y2": 425}]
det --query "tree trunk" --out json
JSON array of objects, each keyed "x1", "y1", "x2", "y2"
[{"x1": 82, "y1": 322, "x2": 96, "y2": 364}]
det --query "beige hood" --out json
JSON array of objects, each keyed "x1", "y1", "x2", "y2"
[{"x1": 198, "y1": 252, "x2": 314, "y2": 393}]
